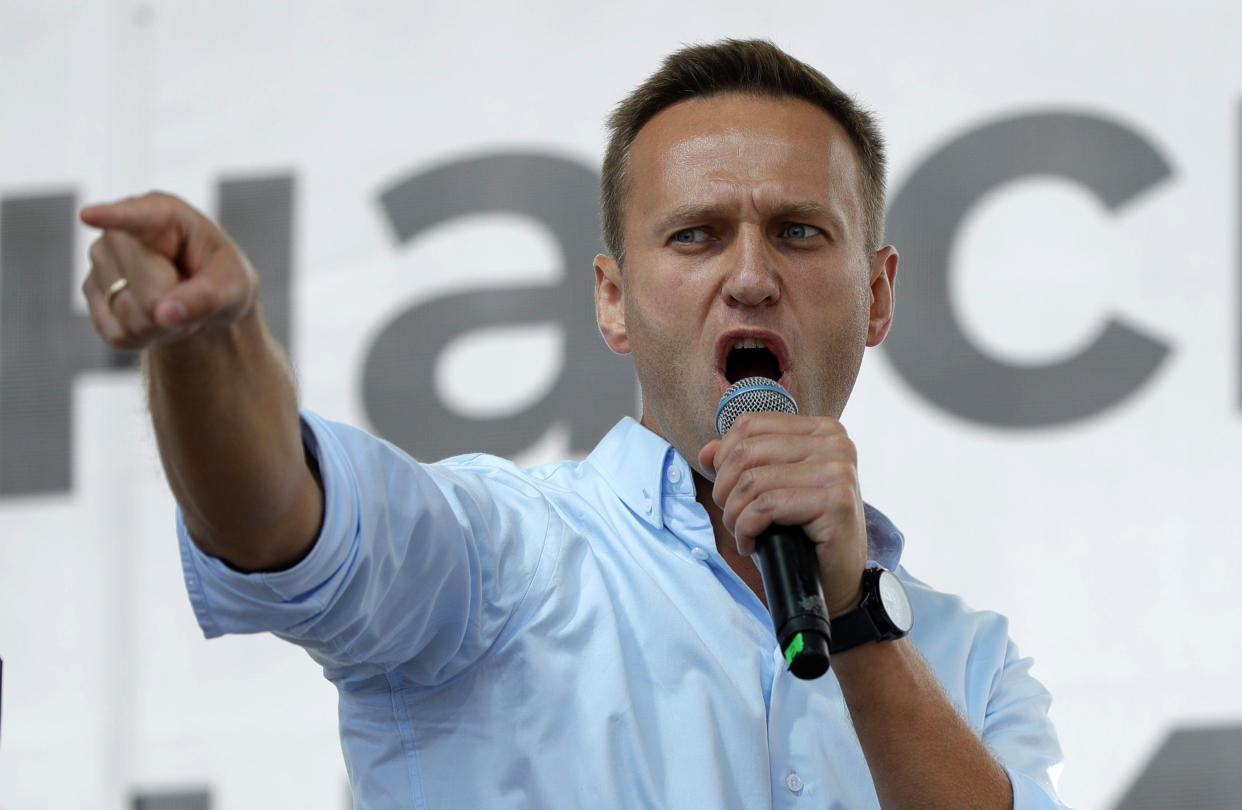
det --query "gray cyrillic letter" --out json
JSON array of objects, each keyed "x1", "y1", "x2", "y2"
[
  {"x1": 0, "y1": 176, "x2": 294, "y2": 496},
  {"x1": 365, "y1": 153, "x2": 636, "y2": 460},
  {"x1": 0, "y1": 193, "x2": 130, "y2": 495},
  {"x1": 885, "y1": 113, "x2": 1173, "y2": 427}
]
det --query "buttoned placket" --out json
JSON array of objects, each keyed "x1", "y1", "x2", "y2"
[
  {"x1": 656, "y1": 448, "x2": 829, "y2": 809},
  {"x1": 657, "y1": 448, "x2": 782, "y2": 701}
]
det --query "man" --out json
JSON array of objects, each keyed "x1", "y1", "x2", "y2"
[{"x1": 81, "y1": 40, "x2": 1065, "y2": 809}]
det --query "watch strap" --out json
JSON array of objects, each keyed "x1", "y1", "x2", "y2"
[
  {"x1": 827, "y1": 567, "x2": 910, "y2": 655},
  {"x1": 828, "y1": 604, "x2": 877, "y2": 655}
]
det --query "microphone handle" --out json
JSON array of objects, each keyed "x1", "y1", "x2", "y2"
[{"x1": 755, "y1": 525, "x2": 832, "y2": 679}]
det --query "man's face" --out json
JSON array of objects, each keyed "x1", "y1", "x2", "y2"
[{"x1": 594, "y1": 93, "x2": 897, "y2": 476}]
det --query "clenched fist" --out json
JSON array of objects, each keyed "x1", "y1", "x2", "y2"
[
  {"x1": 80, "y1": 191, "x2": 259, "y2": 349},
  {"x1": 698, "y1": 411, "x2": 869, "y2": 619}
]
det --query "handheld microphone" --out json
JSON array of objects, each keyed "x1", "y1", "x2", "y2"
[{"x1": 715, "y1": 377, "x2": 831, "y2": 680}]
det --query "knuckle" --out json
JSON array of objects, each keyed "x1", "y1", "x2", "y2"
[
  {"x1": 103, "y1": 315, "x2": 158, "y2": 350},
  {"x1": 103, "y1": 328, "x2": 135, "y2": 350},
  {"x1": 750, "y1": 489, "x2": 779, "y2": 518},
  {"x1": 834, "y1": 434, "x2": 858, "y2": 462},
  {"x1": 732, "y1": 437, "x2": 758, "y2": 466},
  {"x1": 86, "y1": 303, "x2": 108, "y2": 335},
  {"x1": 814, "y1": 418, "x2": 851, "y2": 443},
  {"x1": 145, "y1": 189, "x2": 178, "y2": 207},
  {"x1": 811, "y1": 432, "x2": 855, "y2": 464},
  {"x1": 817, "y1": 459, "x2": 857, "y2": 487},
  {"x1": 88, "y1": 238, "x2": 107, "y2": 266},
  {"x1": 737, "y1": 504, "x2": 771, "y2": 539},
  {"x1": 731, "y1": 411, "x2": 759, "y2": 436},
  {"x1": 823, "y1": 486, "x2": 857, "y2": 516},
  {"x1": 735, "y1": 467, "x2": 761, "y2": 499}
]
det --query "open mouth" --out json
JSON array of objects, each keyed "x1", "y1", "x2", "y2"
[{"x1": 724, "y1": 337, "x2": 782, "y2": 384}]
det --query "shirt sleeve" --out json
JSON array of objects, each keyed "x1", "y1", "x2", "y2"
[
  {"x1": 177, "y1": 409, "x2": 558, "y2": 685},
  {"x1": 984, "y1": 639, "x2": 1070, "y2": 809},
  {"x1": 902, "y1": 569, "x2": 1070, "y2": 809}
]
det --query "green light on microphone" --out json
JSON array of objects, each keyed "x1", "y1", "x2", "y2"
[{"x1": 783, "y1": 632, "x2": 805, "y2": 668}]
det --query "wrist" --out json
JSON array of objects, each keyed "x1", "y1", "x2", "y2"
[
  {"x1": 828, "y1": 584, "x2": 864, "y2": 620},
  {"x1": 828, "y1": 567, "x2": 913, "y2": 655}
]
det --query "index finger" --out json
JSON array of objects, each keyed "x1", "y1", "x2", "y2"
[
  {"x1": 716, "y1": 410, "x2": 816, "y2": 451},
  {"x1": 712, "y1": 413, "x2": 847, "y2": 486},
  {"x1": 79, "y1": 192, "x2": 194, "y2": 259}
]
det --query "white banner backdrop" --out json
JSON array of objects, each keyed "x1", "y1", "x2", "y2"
[{"x1": 2, "y1": 1, "x2": 1240, "y2": 808}]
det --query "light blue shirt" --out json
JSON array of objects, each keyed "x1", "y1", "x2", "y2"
[{"x1": 179, "y1": 412, "x2": 1066, "y2": 809}]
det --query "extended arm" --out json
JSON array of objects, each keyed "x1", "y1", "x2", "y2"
[{"x1": 81, "y1": 192, "x2": 322, "y2": 571}]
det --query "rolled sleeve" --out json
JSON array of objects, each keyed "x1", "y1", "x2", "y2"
[
  {"x1": 985, "y1": 640, "x2": 1069, "y2": 809},
  {"x1": 905, "y1": 571, "x2": 1069, "y2": 809},
  {"x1": 177, "y1": 409, "x2": 556, "y2": 684},
  {"x1": 179, "y1": 411, "x2": 360, "y2": 640}
]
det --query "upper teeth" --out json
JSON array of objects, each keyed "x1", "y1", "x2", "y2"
[{"x1": 733, "y1": 337, "x2": 767, "y2": 350}]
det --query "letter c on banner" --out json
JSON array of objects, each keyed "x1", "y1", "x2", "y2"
[
  {"x1": 884, "y1": 112, "x2": 1173, "y2": 427},
  {"x1": 365, "y1": 153, "x2": 636, "y2": 460}
]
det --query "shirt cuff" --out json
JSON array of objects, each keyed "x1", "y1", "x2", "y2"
[{"x1": 178, "y1": 409, "x2": 361, "y2": 639}]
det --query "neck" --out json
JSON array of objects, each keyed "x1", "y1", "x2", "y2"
[{"x1": 693, "y1": 471, "x2": 768, "y2": 608}]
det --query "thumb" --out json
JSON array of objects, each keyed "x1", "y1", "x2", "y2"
[
  {"x1": 152, "y1": 263, "x2": 253, "y2": 330},
  {"x1": 697, "y1": 439, "x2": 720, "y2": 476},
  {"x1": 152, "y1": 295, "x2": 192, "y2": 329}
]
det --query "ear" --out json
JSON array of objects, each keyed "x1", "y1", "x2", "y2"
[
  {"x1": 594, "y1": 253, "x2": 630, "y2": 354},
  {"x1": 865, "y1": 245, "x2": 898, "y2": 347}
]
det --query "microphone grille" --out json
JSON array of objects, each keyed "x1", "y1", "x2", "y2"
[{"x1": 714, "y1": 376, "x2": 798, "y2": 437}]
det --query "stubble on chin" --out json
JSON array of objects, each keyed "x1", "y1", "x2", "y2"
[{"x1": 625, "y1": 303, "x2": 720, "y2": 475}]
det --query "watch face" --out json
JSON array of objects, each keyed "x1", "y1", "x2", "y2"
[{"x1": 877, "y1": 570, "x2": 914, "y2": 633}]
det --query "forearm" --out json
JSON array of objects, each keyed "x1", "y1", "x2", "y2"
[
  {"x1": 834, "y1": 637, "x2": 1012, "y2": 809},
  {"x1": 146, "y1": 305, "x2": 322, "y2": 571}
]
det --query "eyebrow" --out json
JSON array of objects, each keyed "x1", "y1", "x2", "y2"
[
  {"x1": 652, "y1": 204, "x2": 727, "y2": 236},
  {"x1": 652, "y1": 200, "x2": 844, "y2": 235}
]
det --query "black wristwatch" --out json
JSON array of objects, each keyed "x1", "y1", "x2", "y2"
[{"x1": 828, "y1": 567, "x2": 914, "y2": 654}]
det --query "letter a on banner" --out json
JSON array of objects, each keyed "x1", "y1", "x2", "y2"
[{"x1": 366, "y1": 153, "x2": 637, "y2": 460}]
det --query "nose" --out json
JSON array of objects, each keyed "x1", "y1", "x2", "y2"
[{"x1": 722, "y1": 227, "x2": 780, "y2": 308}]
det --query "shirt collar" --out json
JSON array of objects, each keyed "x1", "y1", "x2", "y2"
[
  {"x1": 585, "y1": 417, "x2": 682, "y2": 530},
  {"x1": 586, "y1": 417, "x2": 905, "y2": 568}
]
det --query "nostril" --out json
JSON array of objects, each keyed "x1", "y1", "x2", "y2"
[{"x1": 725, "y1": 270, "x2": 780, "y2": 307}]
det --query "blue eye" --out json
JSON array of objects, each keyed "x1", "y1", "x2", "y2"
[
  {"x1": 782, "y1": 223, "x2": 821, "y2": 239},
  {"x1": 673, "y1": 228, "x2": 707, "y2": 244}
]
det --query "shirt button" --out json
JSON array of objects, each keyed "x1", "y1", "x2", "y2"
[
  {"x1": 691, "y1": 547, "x2": 709, "y2": 561},
  {"x1": 785, "y1": 772, "x2": 804, "y2": 794},
  {"x1": 667, "y1": 467, "x2": 682, "y2": 483}
]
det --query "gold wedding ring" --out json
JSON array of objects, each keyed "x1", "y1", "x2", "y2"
[{"x1": 105, "y1": 277, "x2": 130, "y2": 307}]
